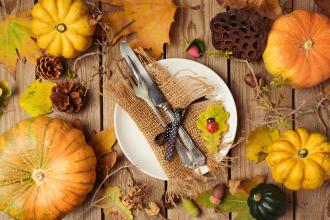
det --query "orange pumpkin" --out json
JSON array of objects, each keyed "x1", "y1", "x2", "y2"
[
  {"x1": 263, "y1": 10, "x2": 330, "y2": 88},
  {"x1": 0, "y1": 116, "x2": 96, "y2": 220}
]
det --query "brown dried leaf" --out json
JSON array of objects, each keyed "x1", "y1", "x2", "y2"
[
  {"x1": 228, "y1": 175, "x2": 265, "y2": 195},
  {"x1": 218, "y1": 0, "x2": 283, "y2": 20},
  {"x1": 144, "y1": 202, "x2": 160, "y2": 216},
  {"x1": 98, "y1": 151, "x2": 118, "y2": 180}
]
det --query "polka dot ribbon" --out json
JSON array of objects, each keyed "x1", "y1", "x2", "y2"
[{"x1": 154, "y1": 109, "x2": 185, "y2": 161}]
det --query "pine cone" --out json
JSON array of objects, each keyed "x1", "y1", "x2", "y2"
[
  {"x1": 50, "y1": 80, "x2": 86, "y2": 113},
  {"x1": 36, "y1": 55, "x2": 63, "y2": 80},
  {"x1": 210, "y1": 9, "x2": 271, "y2": 61}
]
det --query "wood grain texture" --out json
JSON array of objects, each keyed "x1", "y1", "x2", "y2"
[
  {"x1": 166, "y1": 0, "x2": 229, "y2": 219},
  {"x1": 101, "y1": 2, "x2": 166, "y2": 219},
  {"x1": 293, "y1": 1, "x2": 330, "y2": 220},
  {"x1": 0, "y1": 0, "x2": 38, "y2": 219}
]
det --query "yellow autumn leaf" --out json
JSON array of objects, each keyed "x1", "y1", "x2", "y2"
[
  {"x1": 197, "y1": 104, "x2": 230, "y2": 154},
  {"x1": 101, "y1": 0, "x2": 177, "y2": 58},
  {"x1": 218, "y1": 0, "x2": 283, "y2": 20},
  {"x1": 245, "y1": 126, "x2": 280, "y2": 162},
  {"x1": 19, "y1": 80, "x2": 56, "y2": 117},
  {"x1": 89, "y1": 128, "x2": 117, "y2": 156},
  {"x1": 0, "y1": 11, "x2": 42, "y2": 77}
]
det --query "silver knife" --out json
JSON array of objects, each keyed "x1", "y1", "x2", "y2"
[{"x1": 119, "y1": 42, "x2": 206, "y2": 166}]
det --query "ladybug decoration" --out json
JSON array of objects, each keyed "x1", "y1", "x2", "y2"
[{"x1": 206, "y1": 118, "x2": 218, "y2": 133}]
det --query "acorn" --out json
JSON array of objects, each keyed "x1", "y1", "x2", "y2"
[
  {"x1": 185, "y1": 39, "x2": 206, "y2": 58},
  {"x1": 210, "y1": 183, "x2": 226, "y2": 205}
]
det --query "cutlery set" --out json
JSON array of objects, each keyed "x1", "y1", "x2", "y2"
[{"x1": 119, "y1": 41, "x2": 208, "y2": 173}]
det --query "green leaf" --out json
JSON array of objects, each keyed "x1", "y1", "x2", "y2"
[
  {"x1": 217, "y1": 193, "x2": 255, "y2": 220},
  {"x1": 0, "y1": 80, "x2": 11, "y2": 116},
  {"x1": 195, "y1": 190, "x2": 213, "y2": 208},
  {"x1": 182, "y1": 198, "x2": 200, "y2": 217},
  {"x1": 245, "y1": 126, "x2": 280, "y2": 162},
  {"x1": 197, "y1": 103, "x2": 230, "y2": 154},
  {"x1": 95, "y1": 186, "x2": 133, "y2": 220},
  {"x1": 19, "y1": 80, "x2": 56, "y2": 116},
  {"x1": 0, "y1": 11, "x2": 42, "y2": 77}
]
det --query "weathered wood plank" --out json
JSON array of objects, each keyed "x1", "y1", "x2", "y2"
[
  {"x1": 0, "y1": 1, "x2": 39, "y2": 219},
  {"x1": 57, "y1": 51, "x2": 102, "y2": 220},
  {"x1": 101, "y1": 2, "x2": 166, "y2": 220},
  {"x1": 293, "y1": 1, "x2": 330, "y2": 220},
  {"x1": 166, "y1": 0, "x2": 229, "y2": 219}
]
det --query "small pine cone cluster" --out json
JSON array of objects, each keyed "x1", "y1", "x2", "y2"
[
  {"x1": 210, "y1": 9, "x2": 271, "y2": 61},
  {"x1": 50, "y1": 80, "x2": 86, "y2": 113},
  {"x1": 36, "y1": 55, "x2": 63, "y2": 80}
]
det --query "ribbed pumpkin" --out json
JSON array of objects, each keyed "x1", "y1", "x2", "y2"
[
  {"x1": 31, "y1": 0, "x2": 95, "y2": 58},
  {"x1": 266, "y1": 128, "x2": 330, "y2": 190},
  {"x1": 0, "y1": 116, "x2": 96, "y2": 220},
  {"x1": 263, "y1": 10, "x2": 330, "y2": 88}
]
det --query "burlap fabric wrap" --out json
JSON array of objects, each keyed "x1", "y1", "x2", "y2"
[{"x1": 108, "y1": 52, "x2": 228, "y2": 195}]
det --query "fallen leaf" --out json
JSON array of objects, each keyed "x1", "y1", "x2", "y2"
[
  {"x1": 217, "y1": 0, "x2": 283, "y2": 20},
  {"x1": 98, "y1": 151, "x2": 118, "y2": 180},
  {"x1": 245, "y1": 126, "x2": 280, "y2": 162},
  {"x1": 89, "y1": 128, "x2": 117, "y2": 156},
  {"x1": 228, "y1": 175, "x2": 265, "y2": 195},
  {"x1": 0, "y1": 11, "x2": 42, "y2": 77},
  {"x1": 95, "y1": 185, "x2": 133, "y2": 220},
  {"x1": 101, "y1": 0, "x2": 177, "y2": 58},
  {"x1": 197, "y1": 104, "x2": 230, "y2": 154},
  {"x1": 195, "y1": 190, "x2": 214, "y2": 208},
  {"x1": 0, "y1": 80, "x2": 11, "y2": 116},
  {"x1": 217, "y1": 176, "x2": 265, "y2": 220},
  {"x1": 89, "y1": 129, "x2": 117, "y2": 180},
  {"x1": 315, "y1": 0, "x2": 330, "y2": 16},
  {"x1": 182, "y1": 198, "x2": 200, "y2": 217},
  {"x1": 19, "y1": 80, "x2": 56, "y2": 116},
  {"x1": 144, "y1": 202, "x2": 160, "y2": 216},
  {"x1": 217, "y1": 193, "x2": 255, "y2": 220}
]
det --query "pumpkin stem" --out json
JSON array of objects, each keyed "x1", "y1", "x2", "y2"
[
  {"x1": 298, "y1": 149, "x2": 308, "y2": 158},
  {"x1": 303, "y1": 38, "x2": 313, "y2": 51},
  {"x1": 253, "y1": 193, "x2": 262, "y2": 202},
  {"x1": 56, "y1": 23, "x2": 67, "y2": 33},
  {"x1": 32, "y1": 169, "x2": 46, "y2": 184}
]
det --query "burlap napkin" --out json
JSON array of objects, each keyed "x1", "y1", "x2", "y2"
[{"x1": 107, "y1": 50, "x2": 228, "y2": 195}]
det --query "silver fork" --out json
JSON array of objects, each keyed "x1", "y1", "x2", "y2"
[{"x1": 117, "y1": 63, "x2": 194, "y2": 169}]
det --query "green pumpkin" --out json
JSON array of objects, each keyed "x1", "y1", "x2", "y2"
[{"x1": 247, "y1": 183, "x2": 288, "y2": 220}]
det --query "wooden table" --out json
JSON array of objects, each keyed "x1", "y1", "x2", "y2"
[{"x1": 0, "y1": 0, "x2": 329, "y2": 219}]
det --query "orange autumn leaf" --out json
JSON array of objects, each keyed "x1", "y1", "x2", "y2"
[
  {"x1": 0, "y1": 11, "x2": 42, "y2": 77},
  {"x1": 101, "y1": 0, "x2": 177, "y2": 58},
  {"x1": 89, "y1": 128, "x2": 117, "y2": 180},
  {"x1": 217, "y1": 0, "x2": 283, "y2": 20}
]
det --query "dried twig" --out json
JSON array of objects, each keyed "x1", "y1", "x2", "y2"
[
  {"x1": 90, "y1": 164, "x2": 134, "y2": 206},
  {"x1": 240, "y1": 60, "x2": 330, "y2": 130}
]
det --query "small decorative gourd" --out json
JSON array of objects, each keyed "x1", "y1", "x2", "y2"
[
  {"x1": 31, "y1": 0, "x2": 96, "y2": 58},
  {"x1": 266, "y1": 128, "x2": 330, "y2": 190},
  {"x1": 248, "y1": 183, "x2": 288, "y2": 220},
  {"x1": 0, "y1": 116, "x2": 96, "y2": 220}
]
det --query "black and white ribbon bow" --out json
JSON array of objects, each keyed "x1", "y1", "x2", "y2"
[{"x1": 155, "y1": 109, "x2": 185, "y2": 161}]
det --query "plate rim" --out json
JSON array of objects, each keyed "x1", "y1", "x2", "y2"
[{"x1": 114, "y1": 58, "x2": 238, "y2": 180}]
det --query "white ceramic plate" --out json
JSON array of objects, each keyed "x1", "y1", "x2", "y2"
[{"x1": 114, "y1": 58, "x2": 237, "y2": 180}]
